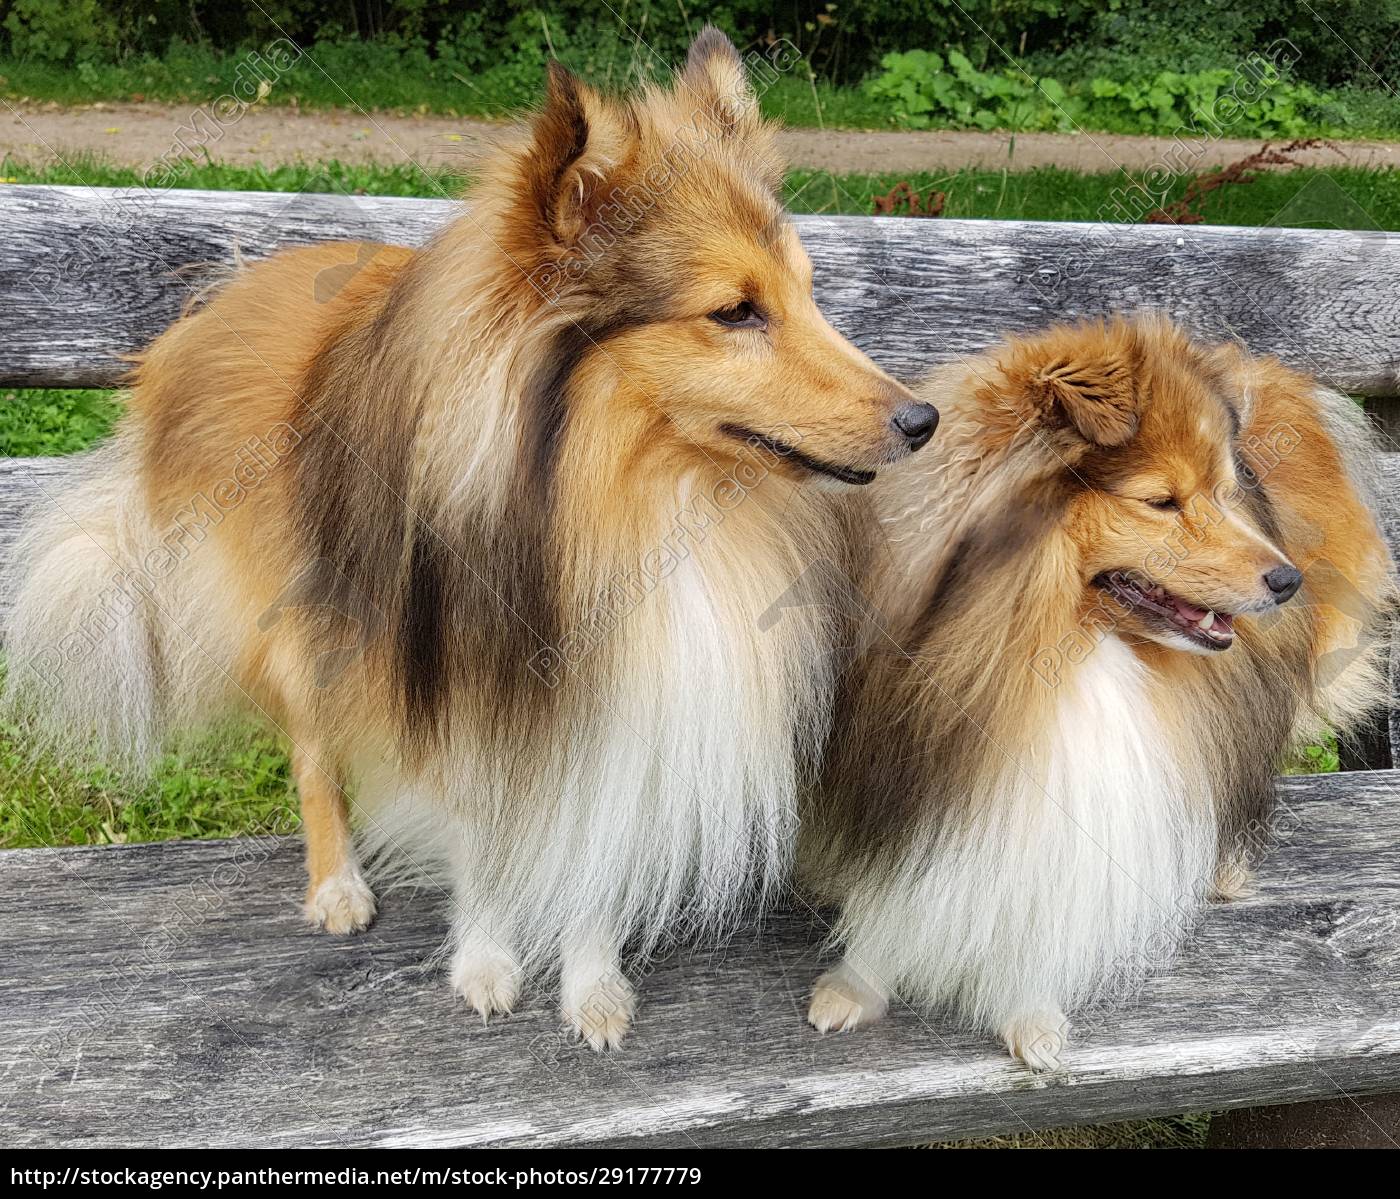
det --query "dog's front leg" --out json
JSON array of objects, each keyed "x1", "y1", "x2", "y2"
[
  {"x1": 448, "y1": 901, "x2": 523, "y2": 1023},
  {"x1": 293, "y1": 745, "x2": 376, "y2": 934},
  {"x1": 808, "y1": 952, "x2": 891, "y2": 1034},
  {"x1": 998, "y1": 1007, "x2": 1070, "y2": 1072},
  {"x1": 559, "y1": 930, "x2": 635, "y2": 1051}
]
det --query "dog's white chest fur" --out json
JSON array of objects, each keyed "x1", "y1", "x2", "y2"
[
  {"x1": 1023, "y1": 636, "x2": 1217, "y2": 1006},
  {"x1": 580, "y1": 544, "x2": 819, "y2": 932},
  {"x1": 356, "y1": 511, "x2": 830, "y2": 972},
  {"x1": 837, "y1": 636, "x2": 1216, "y2": 1031}
]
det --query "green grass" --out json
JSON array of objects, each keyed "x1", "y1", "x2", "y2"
[
  {"x1": 0, "y1": 721, "x2": 296, "y2": 850},
  {"x1": 0, "y1": 387, "x2": 120, "y2": 455},
  {"x1": 0, "y1": 366, "x2": 292, "y2": 850},
  {"x1": 1288, "y1": 735, "x2": 1341, "y2": 776},
  {"x1": 783, "y1": 165, "x2": 1400, "y2": 230},
  {"x1": 939, "y1": 1112, "x2": 1211, "y2": 1149},
  {"x1": 0, "y1": 44, "x2": 897, "y2": 127},
  {"x1": 0, "y1": 45, "x2": 879, "y2": 128},
  {"x1": 0, "y1": 42, "x2": 512, "y2": 116},
  {"x1": 9, "y1": 154, "x2": 1400, "y2": 233},
  {"x1": 0, "y1": 45, "x2": 958, "y2": 128},
  {"x1": 0, "y1": 153, "x2": 453, "y2": 198}
]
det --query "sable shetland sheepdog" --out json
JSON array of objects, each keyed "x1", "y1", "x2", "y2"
[
  {"x1": 802, "y1": 314, "x2": 1393, "y2": 1070},
  {"x1": 4, "y1": 28, "x2": 937, "y2": 1049}
]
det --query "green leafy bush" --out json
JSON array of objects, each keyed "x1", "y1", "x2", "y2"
[
  {"x1": 865, "y1": 49, "x2": 1327, "y2": 137},
  {"x1": 864, "y1": 48, "x2": 1075, "y2": 132},
  {"x1": 1079, "y1": 67, "x2": 1323, "y2": 136},
  {"x1": 0, "y1": 388, "x2": 121, "y2": 456},
  {"x1": 1, "y1": 1, "x2": 1398, "y2": 137},
  {"x1": 2, "y1": 0, "x2": 117, "y2": 64}
]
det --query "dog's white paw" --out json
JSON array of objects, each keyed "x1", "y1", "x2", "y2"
[
  {"x1": 304, "y1": 867, "x2": 377, "y2": 935},
  {"x1": 560, "y1": 976, "x2": 636, "y2": 1052},
  {"x1": 450, "y1": 947, "x2": 522, "y2": 1023},
  {"x1": 808, "y1": 965, "x2": 889, "y2": 1034},
  {"x1": 1001, "y1": 1010, "x2": 1068, "y2": 1072},
  {"x1": 1209, "y1": 857, "x2": 1255, "y2": 902}
]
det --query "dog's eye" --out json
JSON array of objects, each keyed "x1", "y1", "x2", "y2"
[
  {"x1": 710, "y1": 301, "x2": 767, "y2": 330},
  {"x1": 1146, "y1": 496, "x2": 1180, "y2": 512}
]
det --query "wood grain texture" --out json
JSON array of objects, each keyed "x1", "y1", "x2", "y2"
[
  {"x1": 1392, "y1": 633, "x2": 1400, "y2": 770},
  {"x1": 0, "y1": 457, "x2": 79, "y2": 617},
  {"x1": 1378, "y1": 456, "x2": 1400, "y2": 766},
  {"x1": 2, "y1": 184, "x2": 1400, "y2": 400},
  {"x1": 0, "y1": 768, "x2": 1397, "y2": 1148},
  {"x1": 0, "y1": 185, "x2": 451, "y2": 390}
]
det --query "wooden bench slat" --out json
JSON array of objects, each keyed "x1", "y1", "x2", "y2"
[
  {"x1": 0, "y1": 766, "x2": 1397, "y2": 1148},
  {"x1": 1375, "y1": 456, "x2": 1400, "y2": 766},
  {"x1": 3, "y1": 184, "x2": 1400, "y2": 396},
  {"x1": 0, "y1": 456, "x2": 81, "y2": 618}
]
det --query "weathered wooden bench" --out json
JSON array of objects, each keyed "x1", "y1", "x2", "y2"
[{"x1": 1, "y1": 184, "x2": 1397, "y2": 1149}]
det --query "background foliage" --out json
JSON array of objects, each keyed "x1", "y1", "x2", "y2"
[
  {"x1": 2, "y1": 2, "x2": 1397, "y2": 134},
  {"x1": 4, "y1": 1, "x2": 1400, "y2": 90},
  {"x1": 864, "y1": 49, "x2": 1325, "y2": 136}
]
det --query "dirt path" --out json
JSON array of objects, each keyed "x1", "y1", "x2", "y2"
[{"x1": 6, "y1": 101, "x2": 1400, "y2": 176}]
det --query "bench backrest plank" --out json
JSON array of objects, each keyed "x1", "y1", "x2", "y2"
[{"x1": 2, "y1": 185, "x2": 1400, "y2": 402}]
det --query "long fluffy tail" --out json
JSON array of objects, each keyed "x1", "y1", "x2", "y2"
[
  {"x1": 1304, "y1": 386, "x2": 1398, "y2": 741},
  {"x1": 3, "y1": 438, "x2": 232, "y2": 772}
]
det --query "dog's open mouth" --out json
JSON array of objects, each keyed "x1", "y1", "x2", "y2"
[
  {"x1": 1094, "y1": 571, "x2": 1236, "y2": 651},
  {"x1": 720, "y1": 424, "x2": 876, "y2": 486}
]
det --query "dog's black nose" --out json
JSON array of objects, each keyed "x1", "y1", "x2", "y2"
[
  {"x1": 1264, "y1": 564, "x2": 1303, "y2": 604},
  {"x1": 892, "y1": 402, "x2": 939, "y2": 450}
]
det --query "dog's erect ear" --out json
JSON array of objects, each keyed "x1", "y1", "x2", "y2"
[
  {"x1": 525, "y1": 62, "x2": 634, "y2": 251},
  {"x1": 1032, "y1": 355, "x2": 1140, "y2": 446},
  {"x1": 1001, "y1": 328, "x2": 1143, "y2": 447},
  {"x1": 678, "y1": 26, "x2": 758, "y2": 135}
]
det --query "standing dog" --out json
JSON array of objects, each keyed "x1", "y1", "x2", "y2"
[
  {"x1": 5, "y1": 29, "x2": 936, "y2": 1048},
  {"x1": 802, "y1": 315, "x2": 1392, "y2": 1069}
]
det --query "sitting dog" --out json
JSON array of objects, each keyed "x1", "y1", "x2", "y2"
[{"x1": 802, "y1": 314, "x2": 1393, "y2": 1069}]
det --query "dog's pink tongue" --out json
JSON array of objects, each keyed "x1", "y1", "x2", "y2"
[{"x1": 1173, "y1": 597, "x2": 1210, "y2": 622}]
